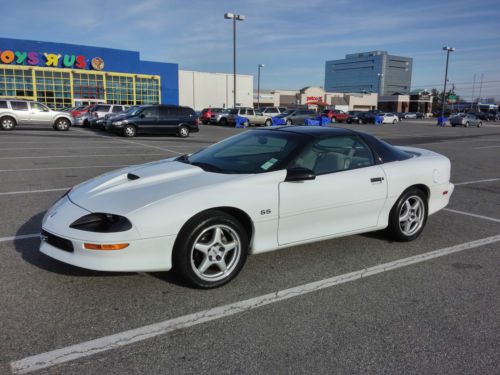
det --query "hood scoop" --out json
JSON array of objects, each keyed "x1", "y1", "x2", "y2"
[{"x1": 127, "y1": 173, "x2": 140, "y2": 180}]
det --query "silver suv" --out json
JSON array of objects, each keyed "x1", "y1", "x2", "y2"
[{"x1": 0, "y1": 99, "x2": 73, "y2": 131}]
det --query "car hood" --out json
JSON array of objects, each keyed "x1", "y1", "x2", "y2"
[{"x1": 68, "y1": 160, "x2": 245, "y2": 215}]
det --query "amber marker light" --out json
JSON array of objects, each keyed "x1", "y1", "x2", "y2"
[{"x1": 84, "y1": 243, "x2": 129, "y2": 250}]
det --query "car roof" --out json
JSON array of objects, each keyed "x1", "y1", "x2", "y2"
[{"x1": 256, "y1": 125, "x2": 356, "y2": 137}]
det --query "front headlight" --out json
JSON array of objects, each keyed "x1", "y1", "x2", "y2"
[{"x1": 70, "y1": 213, "x2": 132, "y2": 232}]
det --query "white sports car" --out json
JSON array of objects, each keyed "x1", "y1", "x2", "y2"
[{"x1": 40, "y1": 127, "x2": 454, "y2": 288}]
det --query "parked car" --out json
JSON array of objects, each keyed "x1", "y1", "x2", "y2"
[
  {"x1": 449, "y1": 114, "x2": 482, "y2": 127},
  {"x1": 0, "y1": 99, "x2": 73, "y2": 131},
  {"x1": 200, "y1": 108, "x2": 224, "y2": 124},
  {"x1": 40, "y1": 126, "x2": 454, "y2": 288},
  {"x1": 321, "y1": 109, "x2": 349, "y2": 123},
  {"x1": 275, "y1": 109, "x2": 316, "y2": 125},
  {"x1": 380, "y1": 113, "x2": 399, "y2": 124},
  {"x1": 94, "y1": 106, "x2": 140, "y2": 130},
  {"x1": 105, "y1": 104, "x2": 199, "y2": 137},
  {"x1": 255, "y1": 107, "x2": 287, "y2": 115},
  {"x1": 90, "y1": 104, "x2": 128, "y2": 121},
  {"x1": 225, "y1": 107, "x2": 269, "y2": 127},
  {"x1": 467, "y1": 112, "x2": 489, "y2": 121},
  {"x1": 73, "y1": 105, "x2": 95, "y2": 126},
  {"x1": 209, "y1": 108, "x2": 230, "y2": 125},
  {"x1": 348, "y1": 111, "x2": 376, "y2": 124},
  {"x1": 393, "y1": 112, "x2": 405, "y2": 121}
]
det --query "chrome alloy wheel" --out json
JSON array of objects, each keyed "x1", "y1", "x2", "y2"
[
  {"x1": 179, "y1": 126, "x2": 189, "y2": 137},
  {"x1": 2, "y1": 118, "x2": 14, "y2": 129},
  {"x1": 399, "y1": 195, "x2": 425, "y2": 236},
  {"x1": 190, "y1": 225, "x2": 241, "y2": 282}
]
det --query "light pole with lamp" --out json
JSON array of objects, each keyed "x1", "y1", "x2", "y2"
[
  {"x1": 257, "y1": 64, "x2": 264, "y2": 109},
  {"x1": 377, "y1": 73, "x2": 384, "y2": 95},
  {"x1": 224, "y1": 12, "x2": 245, "y2": 108},
  {"x1": 440, "y1": 46, "x2": 455, "y2": 123}
]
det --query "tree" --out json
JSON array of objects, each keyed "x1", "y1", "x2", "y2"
[{"x1": 431, "y1": 87, "x2": 460, "y2": 111}]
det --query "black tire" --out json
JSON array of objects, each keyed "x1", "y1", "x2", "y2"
[
  {"x1": 1, "y1": 116, "x2": 16, "y2": 130},
  {"x1": 83, "y1": 119, "x2": 90, "y2": 127},
  {"x1": 387, "y1": 188, "x2": 428, "y2": 242},
  {"x1": 122, "y1": 124, "x2": 136, "y2": 137},
  {"x1": 178, "y1": 125, "x2": 190, "y2": 138},
  {"x1": 219, "y1": 118, "x2": 227, "y2": 126},
  {"x1": 358, "y1": 119, "x2": 362, "y2": 124},
  {"x1": 392, "y1": 120, "x2": 397, "y2": 124},
  {"x1": 331, "y1": 117, "x2": 336, "y2": 123},
  {"x1": 452, "y1": 124, "x2": 456, "y2": 127},
  {"x1": 477, "y1": 121, "x2": 482, "y2": 128},
  {"x1": 54, "y1": 118, "x2": 70, "y2": 131},
  {"x1": 173, "y1": 210, "x2": 248, "y2": 288},
  {"x1": 286, "y1": 119, "x2": 292, "y2": 125},
  {"x1": 265, "y1": 119, "x2": 272, "y2": 127},
  {"x1": 465, "y1": 122, "x2": 470, "y2": 128}
]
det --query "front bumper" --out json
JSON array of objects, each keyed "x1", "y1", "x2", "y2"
[{"x1": 40, "y1": 196, "x2": 175, "y2": 272}]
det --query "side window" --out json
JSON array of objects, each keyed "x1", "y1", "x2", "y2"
[
  {"x1": 141, "y1": 107, "x2": 158, "y2": 118},
  {"x1": 31, "y1": 102, "x2": 50, "y2": 112},
  {"x1": 95, "y1": 105, "x2": 111, "y2": 112},
  {"x1": 0, "y1": 101, "x2": 8, "y2": 109},
  {"x1": 11, "y1": 101, "x2": 29, "y2": 111},
  {"x1": 247, "y1": 109, "x2": 255, "y2": 116},
  {"x1": 292, "y1": 136, "x2": 375, "y2": 175},
  {"x1": 112, "y1": 106, "x2": 123, "y2": 113}
]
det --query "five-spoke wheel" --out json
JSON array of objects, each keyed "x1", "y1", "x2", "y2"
[{"x1": 388, "y1": 188, "x2": 428, "y2": 241}]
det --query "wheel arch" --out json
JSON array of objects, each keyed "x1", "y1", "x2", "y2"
[
  {"x1": 54, "y1": 116, "x2": 72, "y2": 126},
  {"x1": 174, "y1": 206, "x2": 254, "y2": 250}
]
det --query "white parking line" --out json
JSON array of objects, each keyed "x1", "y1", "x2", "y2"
[
  {"x1": 0, "y1": 165, "x2": 128, "y2": 173},
  {"x1": 444, "y1": 208, "x2": 500, "y2": 223},
  {"x1": 0, "y1": 233, "x2": 39, "y2": 242},
  {"x1": 472, "y1": 145, "x2": 500, "y2": 149},
  {"x1": 0, "y1": 146, "x2": 143, "y2": 151},
  {"x1": 454, "y1": 178, "x2": 500, "y2": 186},
  {"x1": 0, "y1": 188, "x2": 69, "y2": 196},
  {"x1": 10, "y1": 234, "x2": 500, "y2": 374},
  {"x1": 0, "y1": 153, "x2": 169, "y2": 160},
  {"x1": 72, "y1": 129, "x2": 184, "y2": 155}
]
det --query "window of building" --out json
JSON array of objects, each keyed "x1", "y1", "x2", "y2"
[
  {"x1": 73, "y1": 72, "x2": 105, "y2": 102},
  {"x1": 35, "y1": 70, "x2": 72, "y2": 109},
  {"x1": 106, "y1": 75, "x2": 134, "y2": 105},
  {"x1": 135, "y1": 77, "x2": 159, "y2": 105},
  {"x1": 0, "y1": 67, "x2": 34, "y2": 98}
]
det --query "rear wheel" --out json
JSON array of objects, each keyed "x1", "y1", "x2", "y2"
[
  {"x1": 387, "y1": 188, "x2": 428, "y2": 242},
  {"x1": 331, "y1": 117, "x2": 336, "y2": 123},
  {"x1": 477, "y1": 121, "x2": 482, "y2": 128},
  {"x1": 465, "y1": 122, "x2": 470, "y2": 128},
  {"x1": 265, "y1": 119, "x2": 272, "y2": 127},
  {"x1": 1, "y1": 116, "x2": 16, "y2": 130},
  {"x1": 173, "y1": 211, "x2": 248, "y2": 288},
  {"x1": 178, "y1": 125, "x2": 190, "y2": 138},
  {"x1": 358, "y1": 119, "x2": 362, "y2": 124},
  {"x1": 392, "y1": 119, "x2": 397, "y2": 124},
  {"x1": 54, "y1": 118, "x2": 70, "y2": 131},
  {"x1": 123, "y1": 124, "x2": 136, "y2": 137},
  {"x1": 219, "y1": 117, "x2": 227, "y2": 126},
  {"x1": 286, "y1": 119, "x2": 292, "y2": 125}
]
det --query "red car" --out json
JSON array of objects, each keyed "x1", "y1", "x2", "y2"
[
  {"x1": 71, "y1": 105, "x2": 92, "y2": 118},
  {"x1": 322, "y1": 109, "x2": 349, "y2": 123},
  {"x1": 200, "y1": 108, "x2": 224, "y2": 124}
]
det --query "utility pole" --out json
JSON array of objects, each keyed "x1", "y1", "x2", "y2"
[
  {"x1": 471, "y1": 73, "x2": 476, "y2": 110},
  {"x1": 440, "y1": 46, "x2": 455, "y2": 121},
  {"x1": 224, "y1": 12, "x2": 245, "y2": 108},
  {"x1": 477, "y1": 73, "x2": 484, "y2": 111},
  {"x1": 257, "y1": 64, "x2": 264, "y2": 109}
]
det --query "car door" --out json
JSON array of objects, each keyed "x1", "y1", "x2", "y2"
[
  {"x1": 29, "y1": 102, "x2": 53, "y2": 124},
  {"x1": 9, "y1": 101, "x2": 31, "y2": 124},
  {"x1": 136, "y1": 106, "x2": 159, "y2": 133},
  {"x1": 278, "y1": 135, "x2": 387, "y2": 245}
]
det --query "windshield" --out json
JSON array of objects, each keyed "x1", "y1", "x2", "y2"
[{"x1": 177, "y1": 130, "x2": 303, "y2": 174}]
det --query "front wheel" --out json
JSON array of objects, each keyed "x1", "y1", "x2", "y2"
[
  {"x1": 331, "y1": 117, "x2": 336, "y2": 123},
  {"x1": 465, "y1": 122, "x2": 470, "y2": 128},
  {"x1": 265, "y1": 119, "x2": 272, "y2": 127},
  {"x1": 122, "y1": 124, "x2": 136, "y2": 137},
  {"x1": 477, "y1": 121, "x2": 482, "y2": 128},
  {"x1": 173, "y1": 211, "x2": 248, "y2": 288},
  {"x1": 286, "y1": 119, "x2": 292, "y2": 125},
  {"x1": 54, "y1": 118, "x2": 70, "y2": 131},
  {"x1": 392, "y1": 119, "x2": 397, "y2": 124},
  {"x1": 387, "y1": 188, "x2": 428, "y2": 242},
  {"x1": 178, "y1": 125, "x2": 190, "y2": 137},
  {"x1": 219, "y1": 118, "x2": 227, "y2": 126}
]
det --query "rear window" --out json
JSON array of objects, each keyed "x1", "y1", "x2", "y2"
[
  {"x1": 11, "y1": 101, "x2": 29, "y2": 111},
  {"x1": 95, "y1": 105, "x2": 111, "y2": 112},
  {"x1": 0, "y1": 101, "x2": 8, "y2": 109}
]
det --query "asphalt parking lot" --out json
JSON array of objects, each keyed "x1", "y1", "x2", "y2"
[{"x1": 1, "y1": 119, "x2": 499, "y2": 374}]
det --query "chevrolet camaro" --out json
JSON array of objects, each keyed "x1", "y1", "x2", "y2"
[{"x1": 40, "y1": 126, "x2": 453, "y2": 288}]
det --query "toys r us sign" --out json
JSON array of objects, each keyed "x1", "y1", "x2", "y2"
[{"x1": 0, "y1": 49, "x2": 105, "y2": 70}]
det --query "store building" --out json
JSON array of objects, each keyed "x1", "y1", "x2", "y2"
[
  {"x1": 179, "y1": 70, "x2": 253, "y2": 110},
  {"x1": 325, "y1": 51, "x2": 412, "y2": 95},
  {"x1": 378, "y1": 90, "x2": 433, "y2": 114},
  {"x1": 254, "y1": 86, "x2": 378, "y2": 111},
  {"x1": 0, "y1": 37, "x2": 178, "y2": 108}
]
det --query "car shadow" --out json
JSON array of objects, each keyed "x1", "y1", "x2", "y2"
[{"x1": 14, "y1": 211, "x2": 135, "y2": 277}]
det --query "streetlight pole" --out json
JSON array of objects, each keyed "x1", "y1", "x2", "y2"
[
  {"x1": 377, "y1": 73, "x2": 384, "y2": 95},
  {"x1": 440, "y1": 46, "x2": 455, "y2": 121},
  {"x1": 257, "y1": 64, "x2": 264, "y2": 109},
  {"x1": 224, "y1": 12, "x2": 245, "y2": 108}
]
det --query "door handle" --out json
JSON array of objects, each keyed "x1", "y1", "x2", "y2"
[{"x1": 370, "y1": 177, "x2": 384, "y2": 183}]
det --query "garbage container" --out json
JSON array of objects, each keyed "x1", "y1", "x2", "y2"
[
  {"x1": 437, "y1": 117, "x2": 448, "y2": 126},
  {"x1": 235, "y1": 116, "x2": 249, "y2": 128},
  {"x1": 272, "y1": 116, "x2": 286, "y2": 126},
  {"x1": 375, "y1": 115, "x2": 383, "y2": 125}
]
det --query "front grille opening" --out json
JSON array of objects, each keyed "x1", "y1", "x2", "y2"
[{"x1": 42, "y1": 230, "x2": 74, "y2": 253}]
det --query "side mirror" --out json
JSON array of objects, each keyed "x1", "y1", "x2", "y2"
[{"x1": 285, "y1": 167, "x2": 316, "y2": 182}]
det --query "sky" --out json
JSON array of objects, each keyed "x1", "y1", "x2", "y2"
[{"x1": 1, "y1": 0, "x2": 500, "y2": 99}]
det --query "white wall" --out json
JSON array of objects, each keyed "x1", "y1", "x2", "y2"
[{"x1": 179, "y1": 70, "x2": 253, "y2": 110}]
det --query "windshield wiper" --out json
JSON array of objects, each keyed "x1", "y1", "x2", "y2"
[
  {"x1": 191, "y1": 162, "x2": 223, "y2": 173},
  {"x1": 175, "y1": 154, "x2": 191, "y2": 164}
]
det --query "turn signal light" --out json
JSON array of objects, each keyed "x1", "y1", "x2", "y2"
[{"x1": 84, "y1": 243, "x2": 129, "y2": 250}]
